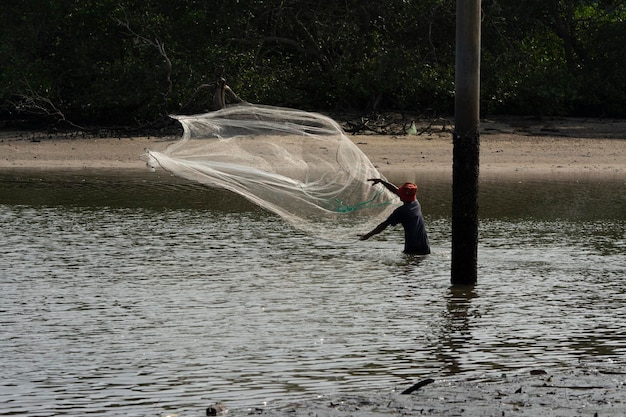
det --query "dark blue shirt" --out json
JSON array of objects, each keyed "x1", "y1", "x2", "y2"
[{"x1": 387, "y1": 200, "x2": 430, "y2": 255}]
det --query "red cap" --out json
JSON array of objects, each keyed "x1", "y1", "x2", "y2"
[{"x1": 398, "y1": 182, "x2": 417, "y2": 202}]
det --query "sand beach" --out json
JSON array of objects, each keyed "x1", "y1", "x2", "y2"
[{"x1": 1, "y1": 116, "x2": 625, "y2": 181}]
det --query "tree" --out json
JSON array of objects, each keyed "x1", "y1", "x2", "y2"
[{"x1": 0, "y1": 0, "x2": 624, "y2": 128}]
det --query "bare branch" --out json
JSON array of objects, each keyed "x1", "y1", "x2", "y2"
[
  {"x1": 9, "y1": 80, "x2": 84, "y2": 129},
  {"x1": 113, "y1": 12, "x2": 173, "y2": 98}
]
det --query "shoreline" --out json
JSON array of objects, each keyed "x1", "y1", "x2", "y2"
[{"x1": 1, "y1": 117, "x2": 625, "y2": 181}]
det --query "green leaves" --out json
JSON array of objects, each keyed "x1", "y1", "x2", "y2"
[{"x1": 1, "y1": 0, "x2": 624, "y2": 127}]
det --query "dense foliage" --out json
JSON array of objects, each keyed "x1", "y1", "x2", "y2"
[{"x1": 1, "y1": 0, "x2": 624, "y2": 128}]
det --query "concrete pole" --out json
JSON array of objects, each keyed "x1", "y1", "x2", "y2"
[{"x1": 451, "y1": 0, "x2": 481, "y2": 285}]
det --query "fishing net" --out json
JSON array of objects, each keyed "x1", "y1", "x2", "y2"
[{"x1": 145, "y1": 104, "x2": 397, "y2": 240}]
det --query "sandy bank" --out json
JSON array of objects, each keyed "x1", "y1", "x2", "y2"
[{"x1": 1, "y1": 117, "x2": 625, "y2": 180}]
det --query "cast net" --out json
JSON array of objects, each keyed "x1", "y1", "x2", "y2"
[{"x1": 145, "y1": 104, "x2": 397, "y2": 240}]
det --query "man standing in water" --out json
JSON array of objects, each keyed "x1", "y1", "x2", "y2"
[{"x1": 359, "y1": 179, "x2": 430, "y2": 255}]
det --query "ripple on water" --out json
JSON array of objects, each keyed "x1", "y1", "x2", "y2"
[{"x1": 0, "y1": 175, "x2": 625, "y2": 415}]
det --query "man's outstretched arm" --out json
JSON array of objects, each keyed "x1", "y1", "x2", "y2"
[
  {"x1": 367, "y1": 178, "x2": 398, "y2": 195},
  {"x1": 359, "y1": 220, "x2": 390, "y2": 241}
]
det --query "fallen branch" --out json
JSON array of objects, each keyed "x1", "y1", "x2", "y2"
[
  {"x1": 532, "y1": 384, "x2": 608, "y2": 390},
  {"x1": 401, "y1": 378, "x2": 435, "y2": 394}
]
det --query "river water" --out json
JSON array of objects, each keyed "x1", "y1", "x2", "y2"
[{"x1": 1, "y1": 170, "x2": 625, "y2": 416}]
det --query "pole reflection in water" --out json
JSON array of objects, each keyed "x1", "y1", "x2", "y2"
[{"x1": 438, "y1": 286, "x2": 479, "y2": 376}]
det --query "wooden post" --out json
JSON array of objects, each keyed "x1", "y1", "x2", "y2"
[{"x1": 451, "y1": 0, "x2": 481, "y2": 286}]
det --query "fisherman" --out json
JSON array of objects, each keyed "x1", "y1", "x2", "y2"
[{"x1": 359, "y1": 179, "x2": 430, "y2": 255}]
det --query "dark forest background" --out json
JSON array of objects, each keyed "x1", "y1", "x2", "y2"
[{"x1": 1, "y1": 0, "x2": 624, "y2": 130}]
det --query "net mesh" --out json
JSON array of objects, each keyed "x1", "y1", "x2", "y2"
[{"x1": 146, "y1": 104, "x2": 397, "y2": 240}]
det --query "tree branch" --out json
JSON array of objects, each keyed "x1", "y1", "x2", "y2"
[
  {"x1": 9, "y1": 80, "x2": 84, "y2": 129},
  {"x1": 113, "y1": 12, "x2": 173, "y2": 100}
]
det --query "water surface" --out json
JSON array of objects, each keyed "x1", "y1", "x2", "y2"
[{"x1": 1, "y1": 170, "x2": 625, "y2": 416}]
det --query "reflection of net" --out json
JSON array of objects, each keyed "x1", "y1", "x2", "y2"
[{"x1": 146, "y1": 104, "x2": 397, "y2": 239}]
